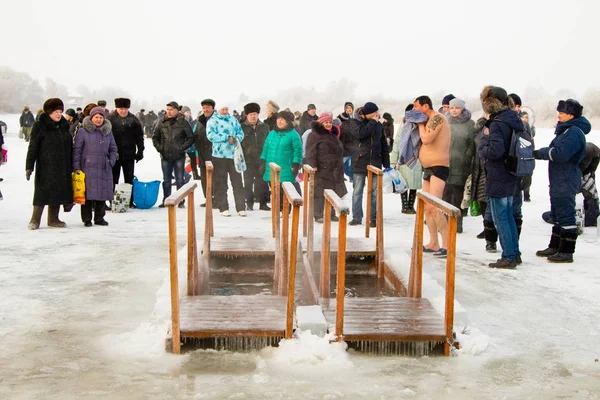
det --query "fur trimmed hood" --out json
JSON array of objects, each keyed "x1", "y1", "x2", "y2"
[
  {"x1": 480, "y1": 85, "x2": 515, "y2": 116},
  {"x1": 310, "y1": 121, "x2": 339, "y2": 136},
  {"x1": 82, "y1": 116, "x2": 112, "y2": 135},
  {"x1": 38, "y1": 112, "x2": 70, "y2": 132}
]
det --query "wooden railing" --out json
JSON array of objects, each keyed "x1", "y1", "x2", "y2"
[
  {"x1": 165, "y1": 180, "x2": 199, "y2": 355},
  {"x1": 407, "y1": 191, "x2": 460, "y2": 356},
  {"x1": 270, "y1": 163, "x2": 282, "y2": 286},
  {"x1": 201, "y1": 162, "x2": 214, "y2": 290},
  {"x1": 366, "y1": 166, "x2": 385, "y2": 278},
  {"x1": 318, "y1": 189, "x2": 350, "y2": 342},
  {"x1": 280, "y1": 182, "x2": 303, "y2": 339},
  {"x1": 302, "y1": 164, "x2": 316, "y2": 265}
]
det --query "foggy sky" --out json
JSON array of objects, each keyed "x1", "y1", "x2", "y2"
[{"x1": 1, "y1": 0, "x2": 597, "y2": 106}]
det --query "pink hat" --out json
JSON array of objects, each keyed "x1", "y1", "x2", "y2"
[{"x1": 317, "y1": 112, "x2": 333, "y2": 124}]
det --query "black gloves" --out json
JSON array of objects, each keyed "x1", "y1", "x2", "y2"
[
  {"x1": 135, "y1": 152, "x2": 144, "y2": 162},
  {"x1": 533, "y1": 150, "x2": 541, "y2": 160},
  {"x1": 26, "y1": 169, "x2": 32, "y2": 181},
  {"x1": 292, "y1": 163, "x2": 300, "y2": 177}
]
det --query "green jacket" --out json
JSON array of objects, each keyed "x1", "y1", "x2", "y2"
[
  {"x1": 447, "y1": 113, "x2": 477, "y2": 187},
  {"x1": 260, "y1": 129, "x2": 303, "y2": 182}
]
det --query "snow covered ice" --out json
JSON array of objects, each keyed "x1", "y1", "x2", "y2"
[{"x1": 1, "y1": 113, "x2": 600, "y2": 399}]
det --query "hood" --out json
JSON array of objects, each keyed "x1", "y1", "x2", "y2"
[
  {"x1": 404, "y1": 109, "x2": 428, "y2": 124},
  {"x1": 481, "y1": 85, "x2": 515, "y2": 115},
  {"x1": 82, "y1": 116, "x2": 112, "y2": 135},
  {"x1": 556, "y1": 116, "x2": 592, "y2": 136},
  {"x1": 493, "y1": 109, "x2": 523, "y2": 131},
  {"x1": 476, "y1": 117, "x2": 487, "y2": 131}
]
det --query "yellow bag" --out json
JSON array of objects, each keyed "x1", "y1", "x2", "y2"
[{"x1": 73, "y1": 170, "x2": 86, "y2": 205}]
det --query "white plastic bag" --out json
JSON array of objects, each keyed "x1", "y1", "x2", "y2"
[
  {"x1": 382, "y1": 169, "x2": 394, "y2": 194},
  {"x1": 112, "y1": 183, "x2": 133, "y2": 213},
  {"x1": 384, "y1": 168, "x2": 407, "y2": 194},
  {"x1": 234, "y1": 142, "x2": 246, "y2": 173}
]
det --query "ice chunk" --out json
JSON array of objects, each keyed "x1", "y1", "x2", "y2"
[{"x1": 296, "y1": 305, "x2": 328, "y2": 337}]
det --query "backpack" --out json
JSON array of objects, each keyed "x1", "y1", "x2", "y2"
[{"x1": 495, "y1": 119, "x2": 535, "y2": 177}]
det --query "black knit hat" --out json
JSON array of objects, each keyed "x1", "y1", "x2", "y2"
[
  {"x1": 557, "y1": 99, "x2": 583, "y2": 118},
  {"x1": 276, "y1": 110, "x2": 295, "y2": 124},
  {"x1": 65, "y1": 108, "x2": 77, "y2": 118},
  {"x1": 344, "y1": 102, "x2": 354, "y2": 110},
  {"x1": 43, "y1": 98, "x2": 64, "y2": 114},
  {"x1": 362, "y1": 102, "x2": 379, "y2": 115},
  {"x1": 243, "y1": 102, "x2": 261, "y2": 115},
  {"x1": 307, "y1": 103, "x2": 316, "y2": 111},
  {"x1": 201, "y1": 98, "x2": 216, "y2": 108},
  {"x1": 114, "y1": 98, "x2": 131, "y2": 108},
  {"x1": 442, "y1": 94, "x2": 456, "y2": 105},
  {"x1": 509, "y1": 93, "x2": 522, "y2": 106},
  {"x1": 166, "y1": 101, "x2": 180, "y2": 110},
  {"x1": 488, "y1": 87, "x2": 509, "y2": 105}
]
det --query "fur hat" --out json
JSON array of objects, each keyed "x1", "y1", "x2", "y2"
[
  {"x1": 449, "y1": 98, "x2": 466, "y2": 110},
  {"x1": 317, "y1": 112, "x2": 333, "y2": 124},
  {"x1": 442, "y1": 94, "x2": 456, "y2": 105},
  {"x1": 97, "y1": 100, "x2": 107, "y2": 107},
  {"x1": 266, "y1": 100, "x2": 280, "y2": 113},
  {"x1": 244, "y1": 102, "x2": 261, "y2": 115},
  {"x1": 201, "y1": 98, "x2": 216, "y2": 108},
  {"x1": 557, "y1": 99, "x2": 583, "y2": 117},
  {"x1": 89, "y1": 106, "x2": 106, "y2": 119},
  {"x1": 276, "y1": 110, "x2": 295, "y2": 124},
  {"x1": 480, "y1": 86, "x2": 514, "y2": 115},
  {"x1": 43, "y1": 98, "x2": 64, "y2": 114},
  {"x1": 509, "y1": 93, "x2": 522, "y2": 106},
  {"x1": 83, "y1": 103, "x2": 97, "y2": 117},
  {"x1": 114, "y1": 98, "x2": 131, "y2": 108},
  {"x1": 362, "y1": 102, "x2": 379, "y2": 115}
]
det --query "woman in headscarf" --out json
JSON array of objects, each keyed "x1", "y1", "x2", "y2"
[
  {"x1": 305, "y1": 112, "x2": 347, "y2": 223},
  {"x1": 73, "y1": 106, "x2": 118, "y2": 226},
  {"x1": 25, "y1": 98, "x2": 73, "y2": 230}
]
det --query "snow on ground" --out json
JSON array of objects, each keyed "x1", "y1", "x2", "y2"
[{"x1": 1, "y1": 114, "x2": 599, "y2": 399}]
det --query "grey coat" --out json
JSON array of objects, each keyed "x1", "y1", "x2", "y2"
[{"x1": 73, "y1": 117, "x2": 118, "y2": 201}]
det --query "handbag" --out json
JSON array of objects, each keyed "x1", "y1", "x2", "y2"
[
  {"x1": 72, "y1": 171, "x2": 86, "y2": 205},
  {"x1": 469, "y1": 200, "x2": 481, "y2": 217},
  {"x1": 234, "y1": 142, "x2": 246, "y2": 173}
]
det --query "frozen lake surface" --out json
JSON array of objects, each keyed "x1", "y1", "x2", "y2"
[{"x1": 1, "y1": 114, "x2": 599, "y2": 399}]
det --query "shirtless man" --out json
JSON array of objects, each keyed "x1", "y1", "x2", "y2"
[{"x1": 414, "y1": 95, "x2": 451, "y2": 257}]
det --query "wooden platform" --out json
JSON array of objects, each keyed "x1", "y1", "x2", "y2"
[
  {"x1": 300, "y1": 236, "x2": 376, "y2": 256},
  {"x1": 210, "y1": 236, "x2": 276, "y2": 256},
  {"x1": 321, "y1": 297, "x2": 446, "y2": 342},
  {"x1": 179, "y1": 295, "x2": 288, "y2": 338}
]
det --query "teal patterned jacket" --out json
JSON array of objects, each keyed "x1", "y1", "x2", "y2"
[{"x1": 206, "y1": 113, "x2": 244, "y2": 159}]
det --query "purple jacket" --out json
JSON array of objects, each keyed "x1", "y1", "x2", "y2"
[{"x1": 73, "y1": 117, "x2": 118, "y2": 201}]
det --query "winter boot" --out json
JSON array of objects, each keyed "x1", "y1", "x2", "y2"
[
  {"x1": 400, "y1": 192, "x2": 408, "y2": 214},
  {"x1": 515, "y1": 218, "x2": 523, "y2": 239},
  {"x1": 488, "y1": 258, "x2": 517, "y2": 269},
  {"x1": 548, "y1": 229, "x2": 577, "y2": 263},
  {"x1": 47, "y1": 205, "x2": 67, "y2": 228},
  {"x1": 28, "y1": 205, "x2": 44, "y2": 230},
  {"x1": 483, "y1": 220, "x2": 498, "y2": 252},
  {"x1": 536, "y1": 225, "x2": 560, "y2": 257},
  {"x1": 406, "y1": 190, "x2": 417, "y2": 214}
]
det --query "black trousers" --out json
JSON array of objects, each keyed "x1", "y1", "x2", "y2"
[
  {"x1": 212, "y1": 157, "x2": 245, "y2": 213},
  {"x1": 314, "y1": 193, "x2": 336, "y2": 219},
  {"x1": 243, "y1": 162, "x2": 269, "y2": 207},
  {"x1": 188, "y1": 152, "x2": 199, "y2": 177},
  {"x1": 443, "y1": 183, "x2": 465, "y2": 210},
  {"x1": 81, "y1": 200, "x2": 106, "y2": 223},
  {"x1": 112, "y1": 159, "x2": 135, "y2": 205}
]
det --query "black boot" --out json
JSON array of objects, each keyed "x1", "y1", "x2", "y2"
[
  {"x1": 536, "y1": 225, "x2": 560, "y2": 257},
  {"x1": 406, "y1": 190, "x2": 417, "y2": 214},
  {"x1": 515, "y1": 218, "x2": 523, "y2": 239},
  {"x1": 400, "y1": 192, "x2": 408, "y2": 213},
  {"x1": 548, "y1": 229, "x2": 577, "y2": 263},
  {"x1": 484, "y1": 220, "x2": 498, "y2": 252},
  {"x1": 477, "y1": 220, "x2": 485, "y2": 239}
]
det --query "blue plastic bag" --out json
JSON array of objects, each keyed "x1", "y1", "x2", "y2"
[{"x1": 133, "y1": 176, "x2": 160, "y2": 209}]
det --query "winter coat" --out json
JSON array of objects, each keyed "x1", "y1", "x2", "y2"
[
  {"x1": 446, "y1": 110, "x2": 477, "y2": 187},
  {"x1": 107, "y1": 112, "x2": 144, "y2": 161},
  {"x1": 152, "y1": 112, "x2": 195, "y2": 162},
  {"x1": 390, "y1": 119, "x2": 423, "y2": 190},
  {"x1": 297, "y1": 111, "x2": 318, "y2": 136},
  {"x1": 348, "y1": 115, "x2": 391, "y2": 174},
  {"x1": 144, "y1": 112, "x2": 157, "y2": 129},
  {"x1": 580, "y1": 142, "x2": 600, "y2": 177},
  {"x1": 25, "y1": 113, "x2": 73, "y2": 206},
  {"x1": 536, "y1": 116, "x2": 590, "y2": 198},
  {"x1": 206, "y1": 113, "x2": 244, "y2": 159},
  {"x1": 478, "y1": 109, "x2": 523, "y2": 198},
  {"x1": 264, "y1": 115, "x2": 277, "y2": 131},
  {"x1": 383, "y1": 120, "x2": 394, "y2": 141},
  {"x1": 20, "y1": 111, "x2": 35, "y2": 128},
  {"x1": 337, "y1": 112, "x2": 356, "y2": 157},
  {"x1": 260, "y1": 122, "x2": 303, "y2": 183},
  {"x1": 470, "y1": 118, "x2": 487, "y2": 203},
  {"x1": 194, "y1": 112, "x2": 213, "y2": 166},
  {"x1": 305, "y1": 122, "x2": 347, "y2": 199},
  {"x1": 73, "y1": 118, "x2": 118, "y2": 201},
  {"x1": 241, "y1": 120, "x2": 270, "y2": 165},
  {"x1": 136, "y1": 112, "x2": 145, "y2": 126}
]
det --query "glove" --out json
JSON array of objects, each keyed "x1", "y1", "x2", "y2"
[
  {"x1": 26, "y1": 169, "x2": 32, "y2": 181},
  {"x1": 533, "y1": 150, "x2": 541, "y2": 160},
  {"x1": 135, "y1": 152, "x2": 144, "y2": 162},
  {"x1": 292, "y1": 163, "x2": 300, "y2": 177}
]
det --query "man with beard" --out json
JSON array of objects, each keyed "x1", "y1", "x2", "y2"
[
  {"x1": 195, "y1": 99, "x2": 216, "y2": 206},
  {"x1": 108, "y1": 98, "x2": 145, "y2": 208}
]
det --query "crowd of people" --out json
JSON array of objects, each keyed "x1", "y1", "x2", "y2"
[{"x1": 9, "y1": 86, "x2": 598, "y2": 267}]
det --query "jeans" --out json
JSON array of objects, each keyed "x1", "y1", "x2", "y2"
[
  {"x1": 512, "y1": 184, "x2": 523, "y2": 220},
  {"x1": 488, "y1": 196, "x2": 520, "y2": 261},
  {"x1": 343, "y1": 156, "x2": 353, "y2": 179},
  {"x1": 161, "y1": 157, "x2": 185, "y2": 203},
  {"x1": 352, "y1": 173, "x2": 377, "y2": 223}
]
